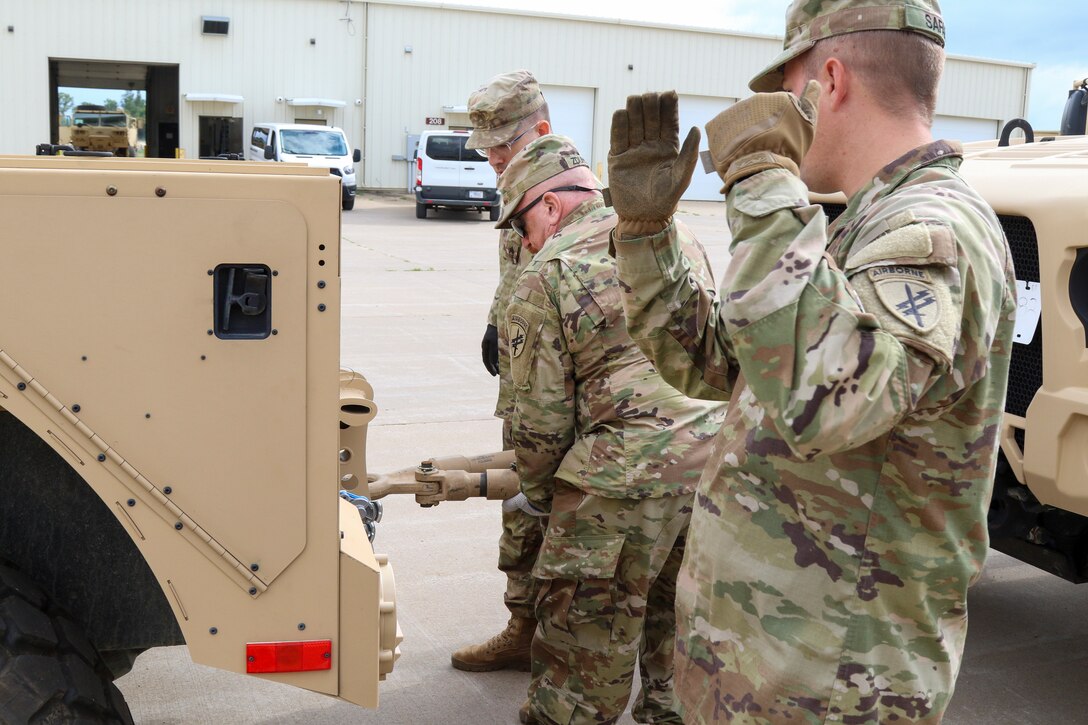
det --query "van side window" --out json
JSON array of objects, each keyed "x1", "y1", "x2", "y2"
[
  {"x1": 426, "y1": 136, "x2": 461, "y2": 162},
  {"x1": 457, "y1": 136, "x2": 480, "y2": 163},
  {"x1": 251, "y1": 127, "x2": 267, "y2": 149}
]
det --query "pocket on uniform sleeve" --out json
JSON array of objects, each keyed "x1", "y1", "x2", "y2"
[{"x1": 533, "y1": 534, "x2": 625, "y2": 650}]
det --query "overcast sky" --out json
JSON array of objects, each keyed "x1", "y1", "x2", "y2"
[{"x1": 67, "y1": 0, "x2": 1082, "y2": 131}]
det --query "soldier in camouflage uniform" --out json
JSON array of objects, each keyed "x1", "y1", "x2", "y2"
[
  {"x1": 497, "y1": 135, "x2": 727, "y2": 724},
  {"x1": 607, "y1": 1, "x2": 1016, "y2": 722},
  {"x1": 452, "y1": 70, "x2": 554, "y2": 672}
]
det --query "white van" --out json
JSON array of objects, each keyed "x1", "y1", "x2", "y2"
[
  {"x1": 249, "y1": 123, "x2": 362, "y2": 210},
  {"x1": 414, "y1": 130, "x2": 499, "y2": 220}
]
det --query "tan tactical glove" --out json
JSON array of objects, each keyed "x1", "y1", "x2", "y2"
[
  {"x1": 608, "y1": 91, "x2": 702, "y2": 237},
  {"x1": 704, "y1": 79, "x2": 821, "y2": 195}
]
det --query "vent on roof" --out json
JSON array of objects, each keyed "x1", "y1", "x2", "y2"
[{"x1": 202, "y1": 16, "x2": 229, "y2": 36}]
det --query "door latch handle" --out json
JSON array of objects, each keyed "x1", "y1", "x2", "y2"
[{"x1": 213, "y1": 264, "x2": 273, "y2": 339}]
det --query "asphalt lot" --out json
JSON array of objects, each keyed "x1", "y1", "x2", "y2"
[{"x1": 117, "y1": 193, "x2": 1088, "y2": 724}]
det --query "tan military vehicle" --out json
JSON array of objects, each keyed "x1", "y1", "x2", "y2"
[
  {"x1": 70, "y1": 104, "x2": 139, "y2": 157},
  {"x1": 0, "y1": 152, "x2": 523, "y2": 722}
]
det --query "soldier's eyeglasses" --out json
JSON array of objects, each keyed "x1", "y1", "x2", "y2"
[
  {"x1": 475, "y1": 127, "x2": 535, "y2": 159},
  {"x1": 507, "y1": 185, "x2": 597, "y2": 238}
]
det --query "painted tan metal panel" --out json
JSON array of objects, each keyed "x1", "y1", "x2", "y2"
[{"x1": 0, "y1": 155, "x2": 383, "y2": 703}]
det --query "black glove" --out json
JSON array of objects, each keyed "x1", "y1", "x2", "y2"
[{"x1": 481, "y1": 324, "x2": 499, "y2": 376}]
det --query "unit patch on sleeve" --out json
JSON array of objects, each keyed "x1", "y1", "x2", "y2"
[
  {"x1": 509, "y1": 313, "x2": 530, "y2": 359},
  {"x1": 869, "y1": 266, "x2": 940, "y2": 333}
]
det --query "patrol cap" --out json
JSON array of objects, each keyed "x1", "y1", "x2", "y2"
[
  {"x1": 465, "y1": 70, "x2": 546, "y2": 150},
  {"x1": 495, "y1": 134, "x2": 594, "y2": 229},
  {"x1": 750, "y1": 0, "x2": 946, "y2": 93}
]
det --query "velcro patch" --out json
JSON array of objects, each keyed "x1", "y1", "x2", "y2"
[
  {"x1": 845, "y1": 223, "x2": 933, "y2": 270},
  {"x1": 873, "y1": 279, "x2": 941, "y2": 332}
]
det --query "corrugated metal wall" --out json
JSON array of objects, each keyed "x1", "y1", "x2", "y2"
[
  {"x1": 362, "y1": 3, "x2": 1033, "y2": 188},
  {"x1": 1, "y1": 0, "x2": 1032, "y2": 189},
  {"x1": 363, "y1": 3, "x2": 778, "y2": 188}
]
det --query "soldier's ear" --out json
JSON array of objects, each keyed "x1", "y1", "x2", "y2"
[
  {"x1": 823, "y1": 57, "x2": 848, "y2": 110},
  {"x1": 537, "y1": 119, "x2": 552, "y2": 135},
  {"x1": 542, "y1": 192, "x2": 563, "y2": 222}
]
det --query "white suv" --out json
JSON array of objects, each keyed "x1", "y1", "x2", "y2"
[
  {"x1": 414, "y1": 130, "x2": 499, "y2": 220},
  {"x1": 249, "y1": 123, "x2": 361, "y2": 211}
]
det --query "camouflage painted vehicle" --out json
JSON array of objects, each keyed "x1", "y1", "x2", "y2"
[{"x1": 70, "y1": 104, "x2": 138, "y2": 157}]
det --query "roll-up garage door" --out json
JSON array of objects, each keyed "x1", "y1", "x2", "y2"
[
  {"x1": 932, "y1": 115, "x2": 1001, "y2": 144},
  {"x1": 540, "y1": 85, "x2": 595, "y2": 164},
  {"x1": 678, "y1": 94, "x2": 736, "y2": 201}
]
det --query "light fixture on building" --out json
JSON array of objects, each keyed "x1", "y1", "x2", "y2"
[
  {"x1": 404, "y1": 45, "x2": 413, "y2": 54},
  {"x1": 201, "y1": 16, "x2": 229, "y2": 36},
  {"x1": 354, "y1": 99, "x2": 363, "y2": 106},
  {"x1": 310, "y1": 38, "x2": 316, "y2": 45}
]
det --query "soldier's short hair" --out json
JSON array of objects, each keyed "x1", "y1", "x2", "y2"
[{"x1": 804, "y1": 29, "x2": 944, "y2": 123}]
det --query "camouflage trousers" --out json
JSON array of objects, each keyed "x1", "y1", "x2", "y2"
[
  {"x1": 501, "y1": 418, "x2": 545, "y2": 618},
  {"x1": 527, "y1": 482, "x2": 692, "y2": 725}
]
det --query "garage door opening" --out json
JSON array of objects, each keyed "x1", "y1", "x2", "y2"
[{"x1": 49, "y1": 59, "x2": 179, "y2": 158}]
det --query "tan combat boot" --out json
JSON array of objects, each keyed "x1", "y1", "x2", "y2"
[{"x1": 450, "y1": 615, "x2": 535, "y2": 672}]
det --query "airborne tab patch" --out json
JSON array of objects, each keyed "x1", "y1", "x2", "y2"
[{"x1": 874, "y1": 279, "x2": 941, "y2": 332}]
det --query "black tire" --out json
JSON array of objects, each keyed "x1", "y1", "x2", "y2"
[
  {"x1": 415, "y1": 202, "x2": 427, "y2": 219},
  {"x1": 488, "y1": 205, "x2": 500, "y2": 222},
  {"x1": 0, "y1": 561, "x2": 134, "y2": 724},
  {"x1": 342, "y1": 195, "x2": 355, "y2": 211}
]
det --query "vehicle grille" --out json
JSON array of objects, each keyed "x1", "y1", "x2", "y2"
[
  {"x1": 999, "y1": 214, "x2": 1041, "y2": 420},
  {"x1": 819, "y1": 204, "x2": 1040, "y2": 420}
]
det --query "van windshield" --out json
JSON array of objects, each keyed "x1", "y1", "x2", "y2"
[{"x1": 280, "y1": 129, "x2": 348, "y2": 156}]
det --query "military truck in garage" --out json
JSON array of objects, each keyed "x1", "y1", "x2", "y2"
[{"x1": 70, "y1": 104, "x2": 139, "y2": 157}]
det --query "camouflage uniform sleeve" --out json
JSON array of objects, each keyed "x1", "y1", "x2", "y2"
[
  {"x1": 487, "y1": 230, "x2": 524, "y2": 327},
  {"x1": 613, "y1": 221, "x2": 735, "y2": 401},
  {"x1": 721, "y1": 168, "x2": 947, "y2": 458},
  {"x1": 506, "y1": 266, "x2": 574, "y2": 511}
]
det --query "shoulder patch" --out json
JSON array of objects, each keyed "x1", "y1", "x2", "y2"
[
  {"x1": 508, "y1": 312, "x2": 531, "y2": 359},
  {"x1": 873, "y1": 278, "x2": 941, "y2": 332}
]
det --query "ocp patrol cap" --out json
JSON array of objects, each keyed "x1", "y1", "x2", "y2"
[
  {"x1": 750, "y1": 0, "x2": 946, "y2": 93},
  {"x1": 465, "y1": 70, "x2": 546, "y2": 150},
  {"x1": 495, "y1": 135, "x2": 595, "y2": 229}
]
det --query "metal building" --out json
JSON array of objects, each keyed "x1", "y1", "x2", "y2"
[{"x1": 1, "y1": 0, "x2": 1034, "y2": 199}]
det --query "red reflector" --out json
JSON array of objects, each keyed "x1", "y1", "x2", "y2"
[{"x1": 246, "y1": 640, "x2": 332, "y2": 673}]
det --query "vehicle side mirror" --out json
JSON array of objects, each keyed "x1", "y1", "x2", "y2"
[
  {"x1": 264, "y1": 146, "x2": 275, "y2": 160},
  {"x1": 353, "y1": 149, "x2": 362, "y2": 163}
]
